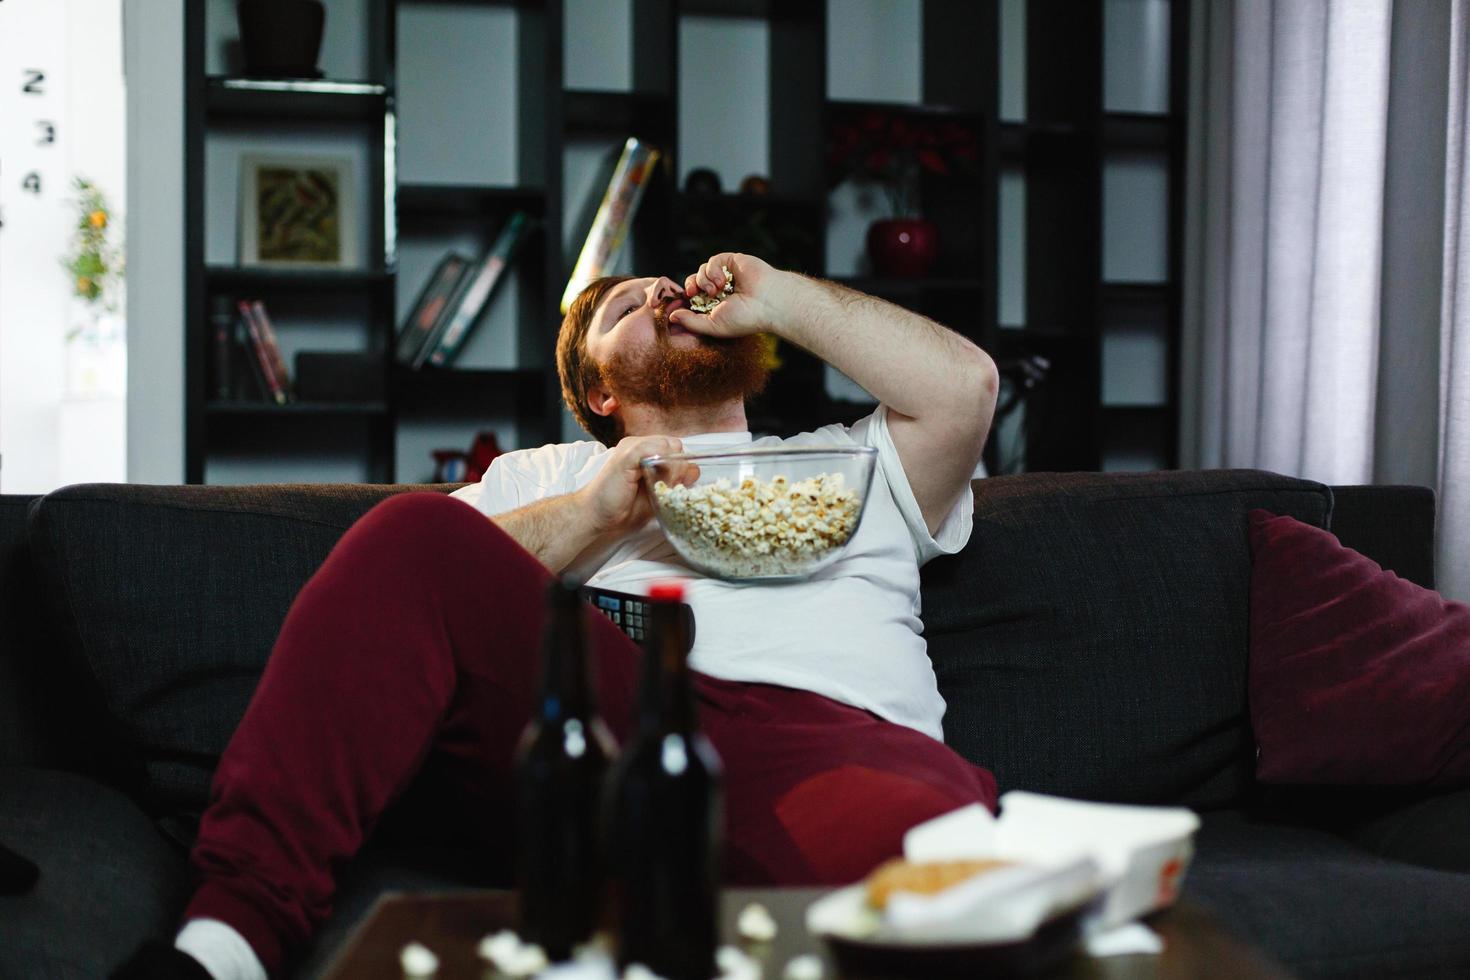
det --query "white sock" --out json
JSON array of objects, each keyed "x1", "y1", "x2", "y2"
[{"x1": 174, "y1": 918, "x2": 268, "y2": 980}]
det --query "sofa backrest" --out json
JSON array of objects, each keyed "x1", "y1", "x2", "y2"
[
  {"x1": 5, "y1": 473, "x2": 1438, "y2": 826},
  {"x1": 24, "y1": 483, "x2": 453, "y2": 819},
  {"x1": 920, "y1": 469, "x2": 1334, "y2": 810}
]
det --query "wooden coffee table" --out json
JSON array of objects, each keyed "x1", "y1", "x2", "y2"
[{"x1": 321, "y1": 888, "x2": 1294, "y2": 979}]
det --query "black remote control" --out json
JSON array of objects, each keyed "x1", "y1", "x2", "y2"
[{"x1": 581, "y1": 584, "x2": 695, "y2": 651}]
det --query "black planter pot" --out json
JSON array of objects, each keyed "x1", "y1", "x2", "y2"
[{"x1": 237, "y1": 0, "x2": 326, "y2": 79}]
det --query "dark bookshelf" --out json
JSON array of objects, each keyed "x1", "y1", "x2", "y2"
[{"x1": 183, "y1": 0, "x2": 1189, "y2": 484}]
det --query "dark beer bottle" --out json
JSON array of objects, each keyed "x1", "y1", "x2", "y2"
[
  {"x1": 606, "y1": 582, "x2": 723, "y2": 979},
  {"x1": 514, "y1": 578, "x2": 616, "y2": 962}
]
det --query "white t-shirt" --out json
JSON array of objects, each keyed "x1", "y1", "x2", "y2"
[{"x1": 449, "y1": 405, "x2": 974, "y2": 741}]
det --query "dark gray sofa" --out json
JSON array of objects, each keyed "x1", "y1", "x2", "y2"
[{"x1": 2, "y1": 470, "x2": 1467, "y2": 979}]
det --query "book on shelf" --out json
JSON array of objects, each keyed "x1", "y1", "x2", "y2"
[
  {"x1": 234, "y1": 314, "x2": 274, "y2": 402},
  {"x1": 211, "y1": 296, "x2": 235, "y2": 400},
  {"x1": 396, "y1": 251, "x2": 472, "y2": 367},
  {"x1": 420, "y1": 211, "x2": 533, "y2": 369},
  {"x1": 561, "y1": 137, "x2": 661, "y2": 313},
  {"x1": 249, "y1": 300, "x2": 293, "y2": 400},
  {"x1": 237, "y1": 299, "x2": 290, "y2": 404}
]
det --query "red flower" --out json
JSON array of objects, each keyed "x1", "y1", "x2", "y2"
[{"x1": 917, "y1": 149, "x2": 949, "y2": 175}]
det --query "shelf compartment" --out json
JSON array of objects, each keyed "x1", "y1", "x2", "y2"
[
  {"x1": 397, "y1": 184, "x2": 545, "y2": 219},
  {"x1": 205, "y1": 77, "x2": 390, "y2": 121},
  {"x1": 205, "y1": 266, "x2": 394, "y2": 295}
]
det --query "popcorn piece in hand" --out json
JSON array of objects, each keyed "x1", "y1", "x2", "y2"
[
  {"x1": 782, "y1": 954, "x2": 824, "y2": 980},
  {"x1": 736, "y1": 901, "x2": 778, "y2": 942},
  {"x1": 399, "y1": 941, "x2": 439, "y2": 977},
  {"x1": 688, "y1": 265, "x2": 735, "y2": 313}
]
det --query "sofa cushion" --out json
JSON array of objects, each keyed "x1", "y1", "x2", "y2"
[
  {"x1": 1343, "y1": 785, "x2": 1470, "y2": 873},
  {"x1": 1248, "y1": 510, "x2": 1470, "y2": 786},
  {"x1": 26, "y1": 484, "x2": 456, "y2": 818},
  {"x1": 0, "y1": 766, "x2": 192, "y2": 979},
  {"x1": 922, "y1": 470, "x2": 1332, "y2": 809},
  {"x1": 1186, "y1": 808, "x2": 1470, "y2": 978}
]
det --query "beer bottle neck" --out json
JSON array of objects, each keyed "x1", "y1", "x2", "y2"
[
  {"x1": 638, "y1": 602, "x2": 697, "y2": 734},
  {"x1": 538, "y1": 605, "x2": 595, "y2": 721}
]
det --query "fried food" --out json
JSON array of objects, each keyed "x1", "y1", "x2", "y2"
[{"x1": 865, "y1": 858, "x2": 1016, "y2": 910}]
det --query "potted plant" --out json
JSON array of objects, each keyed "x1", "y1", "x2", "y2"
[
  {"x1": 826, "y1": 109, "x2": 980, "y2": 277},
  {"x1": 60, "y1": 178, "x2": 126, "y2": 398}
]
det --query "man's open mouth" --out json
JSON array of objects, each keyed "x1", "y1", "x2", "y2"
[{"x1": 657, "y1": 296, "x2": 690, "y2": 337}]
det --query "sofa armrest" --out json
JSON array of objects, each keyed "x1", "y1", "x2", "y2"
[{"x1": 1328, "y1": 485, "x2": 1436, "y2": 589}]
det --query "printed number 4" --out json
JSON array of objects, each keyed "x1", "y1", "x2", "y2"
[
  {"x1": 23, "y1": 70, "x2": 44, "y2": 95},
  {"x1": 23, "y1": 173, "x2": 41, "y2": 194}
]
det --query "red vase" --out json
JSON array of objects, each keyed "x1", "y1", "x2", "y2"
[{"x1": 866, "y1": 218, "x2": 939, "y2": 278}]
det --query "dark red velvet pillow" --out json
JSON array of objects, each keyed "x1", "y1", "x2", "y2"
[{"x1": 1248, "y1": 509, "x2": 1470, "y2": 786}]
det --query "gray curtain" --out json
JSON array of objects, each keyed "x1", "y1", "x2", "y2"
[{"x1": 1183, "y1": 0, "x2": 1470, "y2": 601}]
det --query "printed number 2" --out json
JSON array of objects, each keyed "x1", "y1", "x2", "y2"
[
  {"x1": 36, "y1": 121, "x2": 55, "y2": 145},
  {"x1": 23, "y1": 69, "x2": 44, "y2": 94},
  {"x1": 23, "y1": 172, "x2": 41, "y2": 194}
]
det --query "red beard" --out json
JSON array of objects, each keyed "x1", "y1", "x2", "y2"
[{"x1": 599, "y1": 324, "x2": 770, "y2": 410}]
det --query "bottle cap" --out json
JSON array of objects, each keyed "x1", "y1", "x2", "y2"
[{"x1": 648, "y1": 581, "x2": 686, "y2": 602}]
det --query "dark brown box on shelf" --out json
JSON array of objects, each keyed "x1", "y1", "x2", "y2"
[{"x1": 294, "y1": 352, "x2": 384, "y2": 403}]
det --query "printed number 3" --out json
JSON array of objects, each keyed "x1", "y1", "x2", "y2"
[{"x1": 36, "y1": 121, "x2": 55, "y2": 145}]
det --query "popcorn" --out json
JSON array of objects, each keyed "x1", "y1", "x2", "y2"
[
  {"x1": 399, "y1": 941, "x2": 438, "y2": 976},
  {"x1": 623, "y1": 966, "x2": 666, "y2": 980},
  {"x1": 716, "y1": 946, "x2": 760, "y2": 980},
  {"x1": 688, "y1": 266, "x2": 735, "y2": 313},
  {"x1": 782, "y1": 954, "x2": 824, "y2": 980},
  {"x1": 477, "y1": 929, "x2": 548, "y2": 976},
  {"x1": 736, "y1": 902, "x2": 778, "y2": 942},
  {"x1": 654, "y1": 472, "x2": 862, "y2": 578}
]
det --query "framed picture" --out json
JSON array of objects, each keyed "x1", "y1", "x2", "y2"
[{"x1": 238, "y1": 153, "x2": 359, "y2": 268}]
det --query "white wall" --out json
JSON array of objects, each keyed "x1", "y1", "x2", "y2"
[
  {"x1": 123, "y1": 0, "x2": 185, "y2": 483},
  {"x1": 0, "y1": 0, "x2": 128, "y2": 493}
]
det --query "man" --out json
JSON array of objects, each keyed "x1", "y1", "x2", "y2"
[{"x1": 115, "y1": 253, "x2": 1000, "y2": 980}]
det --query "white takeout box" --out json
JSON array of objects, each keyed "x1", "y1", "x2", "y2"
[
  {"x1": 807, "y1": 793, "x2": 1198, "y2": 948},
  {"x1": 903, "y1": 792, "x2": 1199, "y2": 929}
]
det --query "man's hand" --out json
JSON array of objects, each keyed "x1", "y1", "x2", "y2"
[
  {"x1": 575, "y1": 435, "x2": 690, "y2": 534},
  {"x1": 670, "y1": 252, "x2": 792, "y2": 340}
]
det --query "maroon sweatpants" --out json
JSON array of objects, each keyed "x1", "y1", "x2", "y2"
[{"x1": 185, "y1": 493, "x2": 996, "y2": 976}]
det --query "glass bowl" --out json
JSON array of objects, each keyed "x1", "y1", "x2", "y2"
[{"x1": 639, "y1": 446, "x2": 878, "y2": 582}]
